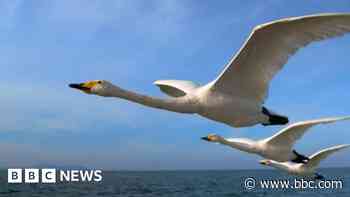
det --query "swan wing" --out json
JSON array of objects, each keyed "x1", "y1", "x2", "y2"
[
  {"x1": 265, "y1": 116, "x2": 350, "y2": 149},
  {"x1": 306, "y1": 144, "x2": 350, "y2": 169},
  {"x1": 212, "y1": 13, "x2": 350, "y2": 103}
]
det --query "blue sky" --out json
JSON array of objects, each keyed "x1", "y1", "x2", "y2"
[{"x1": 1, "y1": 0, "x2": 350, "y2": 170}]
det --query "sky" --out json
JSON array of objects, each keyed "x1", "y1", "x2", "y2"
[{"x1": 1, "y1": 0, "x2": 350, "y2": 170}]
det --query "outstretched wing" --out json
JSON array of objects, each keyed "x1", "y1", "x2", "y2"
[
  {"x1": 212, "y1": 13, "x2": 350, "y2": 104},
  {"x1": 306, "y1": 144, "x2": 350, "y2": 169},
  {"x1": 264, "y1": 116, "x2": 350, "y2": 151}
]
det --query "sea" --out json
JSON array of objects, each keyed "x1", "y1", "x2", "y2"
[{"x1": 0, "y1": 168, "x2": 349, "y2": 197}]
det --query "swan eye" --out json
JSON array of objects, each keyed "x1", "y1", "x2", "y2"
[{"x1": 97, "y1": 81, "x2": 102, "y2": 84}]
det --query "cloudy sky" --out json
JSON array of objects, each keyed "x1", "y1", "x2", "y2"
[{"x1": 1, "y1": 0, "x2": 350, "y2": 170}]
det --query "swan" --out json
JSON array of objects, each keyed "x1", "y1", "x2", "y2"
[
  {"x1": 69, "y1": 13, "x2": 350, "y2": 127},
  {"x1": 201, "y1": 116, "x2": 350, "y2": 163},
  {"x1": 259, "y1": 144, "x2": 350, "y2": 179}
]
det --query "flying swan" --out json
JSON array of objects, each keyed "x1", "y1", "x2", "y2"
[
  {"x1": 69, "y1": 13, "x2": 350, "y2": 127},
  {"x1": 259, "y1": 144, "x2": 350, "y2": 179},
  {"x1": 201, "y1": 116, "x2": 350, "y2": 163}
]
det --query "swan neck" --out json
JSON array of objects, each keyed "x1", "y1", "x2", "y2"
[
  {"x1": 219, "y1": 139, "x2": 256, "y2": 153},
  {"x1": 270, "y1": 161, "x2": 289, "y2": 171},
  {"x1": 108, "y1": 85, "x2": 197, "y2": 113}
]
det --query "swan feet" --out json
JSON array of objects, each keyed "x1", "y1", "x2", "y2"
[{"x1": 261, "y1": 107, "x2": 289, "y2": 126}]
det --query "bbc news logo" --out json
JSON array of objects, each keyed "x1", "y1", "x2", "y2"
[{"x1": 8, "y1": 168, "x2": 102, "y2": 183}]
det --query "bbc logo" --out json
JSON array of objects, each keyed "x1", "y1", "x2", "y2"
[
  {"x1": 8, "y1": 169, "x2": 56, "y2": 183},
  {"x1": 8, "y1": 168, "x2": 103, "y2": 183}
]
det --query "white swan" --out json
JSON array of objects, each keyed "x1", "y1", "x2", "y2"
[
  {"x1": 69, "y1": 13, "x2": 350, "y2": 127},
  {"x1": 260, "y1": 144, "x2": 350, "y2": 179},
  {"x1": 202, "y1": 116, "x2": 350, "y2": 163}
]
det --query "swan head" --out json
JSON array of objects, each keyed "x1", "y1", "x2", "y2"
[
  {"x1": 69, "y1": 80, "x2": 117, "y2": 96},
  {"x1": 259, "y1": 159, "x2": 272, "y2": 166},
  {"x1": 201, "y1": 134, "x2": 223, "y2": 142}
]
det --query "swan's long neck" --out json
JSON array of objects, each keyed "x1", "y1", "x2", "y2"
[
  {"x1": 270, "y1": 161, "x2": 291, "y2": 172},
  {"x1": 105, "y1": 85, "x2": 198, "y2": 113},
  {"x1": 218, "y1": 138, "x2": 257, "y2": 154}
]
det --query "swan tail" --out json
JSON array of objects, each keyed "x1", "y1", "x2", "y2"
[{"x1": 261, "y1": 107, "x2": 289, "y2": 126}]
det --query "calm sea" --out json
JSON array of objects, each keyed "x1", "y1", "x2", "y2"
[{"x1": 0, "y1": 168, "x2": 349, "y2": 197}]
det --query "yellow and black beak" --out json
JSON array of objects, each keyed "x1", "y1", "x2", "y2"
[
  {"x1": 69, "y1": 83, "x2": 89, "y2": 91},
  {"x1": 69, "y1": 81, "x2": 96, "y2": 94},
  {"x1": 201, "y1": 136, "x2": 211, "y2": 141},
  {"x1": 259, "y1": 160, "x2": 269, "y2": 165}
]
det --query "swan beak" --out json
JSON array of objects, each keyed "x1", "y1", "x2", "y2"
[
  {"x1": 69, "y1": 83, "x2": 92, "y2": 94},
  {"x1": 259, "y1": 160, "x2": 269, "y2": 165},
  {"x1": 201, "y1": 136, "x2": 210, "y2": 141}
]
